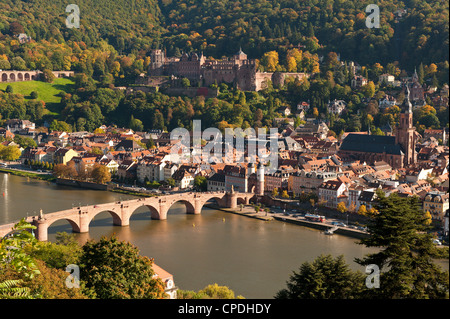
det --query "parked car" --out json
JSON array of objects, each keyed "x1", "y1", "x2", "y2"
[{"x1": 332, "y1": 222, "x2": 347, "y2": 227}]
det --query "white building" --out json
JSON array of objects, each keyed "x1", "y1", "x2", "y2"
[
  {"x1": 318, "y1": 179, "x2": 348, "y2": 208},
  {"x1": 379, "y1": 73, "x2": 395, "y2": 85},
  {"x1": 378, "y1": 94, "x2": 397, "y2": 109},
  {"x1": 137, "y1": 158, "x2": 166, "y2": 182},
  {"x1": 327, "y1": 99, "x2": 347, "y2": 116},
  {"x1": 152, "y1": 263, "x2": 177, "y2": 299}
]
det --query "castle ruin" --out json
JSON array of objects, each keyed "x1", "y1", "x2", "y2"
[{"x1": 146, "y1": 49, "x2": 309, "y2": 92}]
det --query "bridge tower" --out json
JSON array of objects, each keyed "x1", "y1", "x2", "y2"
[{"x1": 256, "y1": 162, "x2": 265, "y2": 196}]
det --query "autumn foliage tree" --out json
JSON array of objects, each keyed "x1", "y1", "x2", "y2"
[
  {"x1": 337, "y1": 202, "x2": 347, "y2": 214},
  {"x1": 91, "y1": 163, "x2": 111, "y2": 184}
]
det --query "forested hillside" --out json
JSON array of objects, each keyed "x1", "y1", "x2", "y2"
[
  {"x1": 0, "y1": 0, "x2": 448, "y2": 135},
  {"x1": 159, "y1": 0, "x2": 449, "y2": 69},
  {"x1": 0, "y1": 0, "x2": 448, "y2": 71}
]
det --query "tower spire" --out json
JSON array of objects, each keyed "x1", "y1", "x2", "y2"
[{"x1": 403, "y1": 85, "x2": 412, "y2": 114}]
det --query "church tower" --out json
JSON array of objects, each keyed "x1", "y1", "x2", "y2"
[{"x1": 395, "y1": 86, "x2": 416, "y2": 167}]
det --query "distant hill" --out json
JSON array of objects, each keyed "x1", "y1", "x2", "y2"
[{"x1": 0, "y1": 0, "x2": 448, "y2": 71}]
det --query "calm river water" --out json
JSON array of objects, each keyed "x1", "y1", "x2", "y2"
[{"x1": 1, "y1": 173, "x2": 447, "y2": 298}]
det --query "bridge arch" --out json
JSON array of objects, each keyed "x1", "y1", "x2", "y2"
[
  {"x1": 9, "y1": 73, "x2": 15, "y2": 81},
  {"x1": 24, "y1": 73, "x2": 30, "y2": 80},
  {"x1": 203, "y1": 195, "x2": 226, "y2": 207},
  {"x1": 45, "y1": 216, "x2": 82, "y2": 234},
  {"x1": 167, "y1": 199, "x2": 196, "y2": 214},
  {"x1": 129, "y1": 203, "x2": 161, "y2": 221},
  {"x1": 1, "y1": 73, "x2": 7, "y2": 82},
  {"x1": 17, "y1": 73, "x2": 23, "y2": 81},
  {"x1": 89, "y1": 209, "x2": 123, "y2": 227}
]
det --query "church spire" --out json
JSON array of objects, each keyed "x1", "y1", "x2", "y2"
[{"x1": 403, "y1": 85, "x2": 413, "y2": 114}]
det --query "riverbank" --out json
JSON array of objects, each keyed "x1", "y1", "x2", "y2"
[
  {"x1": 0, "y1": 167, "x2": 56, "y2": 182},
  {"x1": 206, "y1": 204, "x2": 370, "y2": 240},
  {"x1": 0, "y1": 166, "x2": 161, "y2": 199},
  {"x1": 205, "y1": 204, "x2": 274, "y2": 221}
]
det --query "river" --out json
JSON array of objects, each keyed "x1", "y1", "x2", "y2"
[{"x1": 1, "y1": 173, "x2": 447, "y2": 298}]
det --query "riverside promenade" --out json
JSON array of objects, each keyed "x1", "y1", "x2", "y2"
[{"x1": 208, "y1": 205, "x2": 370, "y2": 240}]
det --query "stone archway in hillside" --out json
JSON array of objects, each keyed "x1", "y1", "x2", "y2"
[{"x1": 1, "y1": 73, "x2": 8, "y2": 82}]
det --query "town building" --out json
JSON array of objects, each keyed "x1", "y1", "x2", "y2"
[
  {"x1": 152, "y1": 263, "x2": 177, "y2": 299},
  {"x1": 423, "y1": 192, "x2": 449, "y2": 222},
  {"x1": 327, "y1": 99, "x2": 347, "y2": 116},
  {"x1": 54, "y1": 148, "x2": 79, "y2": 165},
  {"x1": 351, "y1": 75, "x2": 368, "y2": 89},
  {"x1": 318, "y1": 179, "x2": 348, "y2": 209},
  {"x1": 207, "y1": 172, "x2": 226, "y2": 192},
  {"x1": 289, "y1": 170, "x2": 338, "y2": 195},
  {"x1": 379, "y1": 73, "x2": 395, "y2": 85}
]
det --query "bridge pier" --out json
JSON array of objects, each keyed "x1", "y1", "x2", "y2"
[
  {"x1": 227, "y1": 192, "x2": 238, "y2": 209},
  {"x1": 193, "y1": 198, "x2": 203, "y2": 215},
  {"x1": 33, "y1": 219, "x2": 48, "y2": 241},
  {"x1": 79, "y1": 214, "x2": 90, "y2": 233}
]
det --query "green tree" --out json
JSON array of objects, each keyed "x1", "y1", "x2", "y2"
[
  {"x1": 355, "y1": 191, "x2": 449, "y2": 299},
  {"x1": 275, "y1": 255, "x2": 366, "y2": 299},
  {"x1": 10, "y1": 57, "x2": 27, "y2": 70},
  {"x1": 194, "y1": 175, "x2": 207, "y2": 191},
  {"x1": 26, "y1": 232, "x2": 82, "y2": 270},
  {"x1": 129, "y1": 115, "x2": 144, "y2": 132},
  {"x1": 41, "y1": 69, "x2": 55, "y2": 83},
  {"x1": 166, "y1": 177, "x2": 176, "y2": 188},
  {"x1": 181, "y1": 78, "x2": 191, "y2": 88},
  {"x1": 30, "y1": 91, "x2": 39, "y2": 99},
  {"x1": 178, "y1": 284, "x2": 244, "y2": 299},
  {"x1": 0, "y1": 145, "x2": 21, "y2": 161},
  {"x1": 198, "y1": 283, "x2": 243, "y2": 299},
  {"x1": 79, "y1": 235, "x2": 166, "y2": 299},
  {"x1": 14, "y1": 135, "x2": 37, "y2": 148},
  {"x1": 49, "y1": 120, "x2": 72, "y2": 132}
]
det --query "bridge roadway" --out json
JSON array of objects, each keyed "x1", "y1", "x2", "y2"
[{"x1": 0, "y1": 191, "x2": 255, "y2": 241}]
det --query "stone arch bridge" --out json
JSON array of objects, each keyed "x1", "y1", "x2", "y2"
[
  {"x1": 0, "y1": 70, "x2": 75, "y2": 83},
  {"x1": 0, "y1": 191, "x2": 254, "y2": 241}
]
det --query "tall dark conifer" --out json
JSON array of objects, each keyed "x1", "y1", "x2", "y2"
[{"x1": 355, "y1": 190, "x2": 449, "y2": 299}]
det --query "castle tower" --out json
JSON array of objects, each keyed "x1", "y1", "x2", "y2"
[
  {"x1": 395, "y1": 86, "x2": 416, "y2": 167},
  {"x1": 256, "y1": 162, "x2": 265, "y2": 196},
  {"x1": 149, "y1": 49, "x2": 165, "y2": 75},
  {"x1": 234, "y1": 47, "x2": 247, "y2": 61}
]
